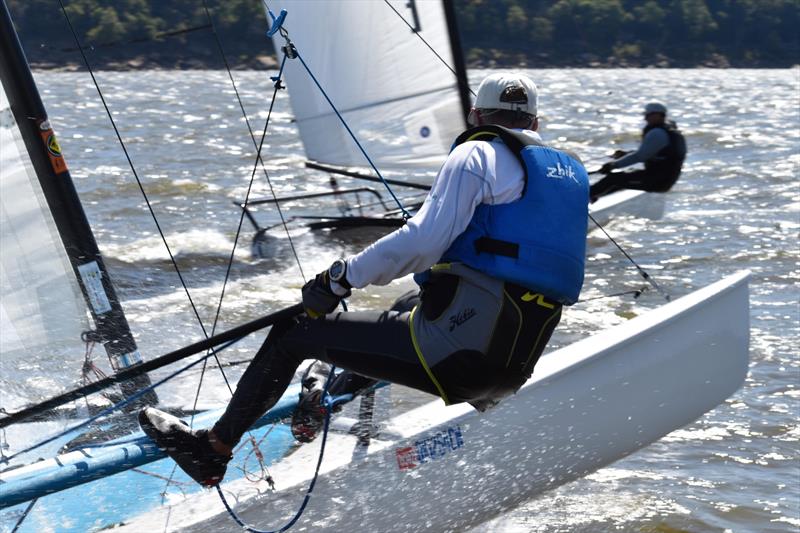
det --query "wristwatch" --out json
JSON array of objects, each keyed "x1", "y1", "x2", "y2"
[{"x1": 328, "y1": 258, "x2": 351, "y2": 289}]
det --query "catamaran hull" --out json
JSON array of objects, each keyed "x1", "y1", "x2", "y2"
[
  {"x1": 588, "y1": 188, "x2": 666, "y2": 226},
  {"x1": 257, "y1": 187, "x2": 662, "y2": 236},
  {"x1": 114, "y1": 271, "x2": 749, "y2": 532}
]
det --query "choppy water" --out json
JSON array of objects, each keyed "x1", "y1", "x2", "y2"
[{"x1": 4, "y1": 68, "x2": 799, "y2": 532}]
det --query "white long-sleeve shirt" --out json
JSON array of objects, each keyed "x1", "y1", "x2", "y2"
[{"x1": 346, "y1": 130, "x2": 543, "y2": 289}]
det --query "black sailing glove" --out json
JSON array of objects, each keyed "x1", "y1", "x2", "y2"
[
  {"x1": 599, "y1": 162, "x2": 615, "y2": 174},
  {"x1": 302, "y1": 271, "x2": 351, "y2": 319}
]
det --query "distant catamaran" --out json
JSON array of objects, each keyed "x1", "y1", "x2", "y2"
[{"x1": 0, "y1": 1, "x2": 749, "y2": 532}]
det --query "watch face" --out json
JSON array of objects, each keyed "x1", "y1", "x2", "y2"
[{"x1": 329, "y1": 260, "x2": 345, "y2": 281}]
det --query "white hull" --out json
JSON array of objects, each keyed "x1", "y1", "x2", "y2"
[
  {"x1": 588, "y1": 189, "x2": 666, "y2": 226},
  {"x1": 119, "y1": 272, "x2": 749, "y2": 531},
  {"x1": 116, "y1": 272, "x2": 749, "y2": 533}
]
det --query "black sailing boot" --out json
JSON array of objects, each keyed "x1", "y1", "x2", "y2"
[
  {"x1": 139, "y1": 407, "x2": 231, "y2": 487},
  {"x1": 291, "y1": 361, "x2": 337, "y2": 443}
]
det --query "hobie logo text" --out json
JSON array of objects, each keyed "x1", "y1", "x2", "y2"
[{"x1": 449, "y1": 308, "x2": 476, "y2": 332}]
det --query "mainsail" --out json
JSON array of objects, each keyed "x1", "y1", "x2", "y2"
[
  {"x1": 272, "y1": 0, "x2": 470, "y2": 168},
  {"x1": 0, "y1": 86, "x2": 89, "y2": 363},
  {"x1": 0, "y1": 1, "x2": 154, "y2": 407}
]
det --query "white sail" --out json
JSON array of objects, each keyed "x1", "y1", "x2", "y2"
[
  {"x1": 0, "y1": 79, "x2": 89, "y2": 359},
  {"x1": 271, "y1": 0, "x2": 467, "y2": 168}
]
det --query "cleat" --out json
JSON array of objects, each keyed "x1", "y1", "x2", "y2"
[{"x1": 139, "y1": 407, "x2": 231, "y2": 487}]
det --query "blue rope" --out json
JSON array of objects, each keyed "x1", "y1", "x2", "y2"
[
  {"x1": 1, "y1": 338, "x2": 243, "y2": 464},
  {"x1": 293, "y1": 50, "x2": 411, "y2": 219},
  {"x1": 216, "y1": 365, "x2": 338, "y2": 533}
]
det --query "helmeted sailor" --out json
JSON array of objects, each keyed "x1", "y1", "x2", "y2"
[
  {"x1": 591, "y1": 102, "x2": 687, "y2": 201},
  {"x1": 138, "y1": 73, "x2": 590, "y2": 487}
]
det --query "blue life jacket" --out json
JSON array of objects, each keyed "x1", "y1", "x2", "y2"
[{"x1": 439, "y1": 125, "x2": 589, "y2": 305}]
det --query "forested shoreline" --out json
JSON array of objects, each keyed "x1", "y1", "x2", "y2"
[{"x1": 7, "y1": 0, "x2": 799, "y2": 70}]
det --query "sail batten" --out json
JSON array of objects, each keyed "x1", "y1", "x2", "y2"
[{"x1": 295, "y1": 84, "x2": 459, "y2": 123}]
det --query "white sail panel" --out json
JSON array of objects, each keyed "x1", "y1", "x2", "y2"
[
  {"x1": 271, "y1": 0, "x2": 467, "y2": 168},
  {"x1": 0, "y1": 80, "x2": 89, "y2": 359}
]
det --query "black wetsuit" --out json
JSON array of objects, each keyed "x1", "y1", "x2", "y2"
[
  {"x1": 212, "y1": 275, "x2": 562, "y2": 447},
  {"x1": 591, "y1": 121, "x2": 686, "y2": 199}
]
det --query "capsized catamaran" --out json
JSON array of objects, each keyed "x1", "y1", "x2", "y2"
[{"x1": 0, "y1": 1, "x2": 748, "y2": 532}]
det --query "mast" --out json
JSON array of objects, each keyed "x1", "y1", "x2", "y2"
[
  {"x1": 442, "y1": 0, "x2": 472, "y2": 128},
  {"x1": 0, "y1": 1, "x2": 156, "y2": 407}
]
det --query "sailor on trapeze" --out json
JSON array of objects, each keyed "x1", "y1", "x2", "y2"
[{"x1": 140, "y1": 72, "x2": 590, "y2": 487}]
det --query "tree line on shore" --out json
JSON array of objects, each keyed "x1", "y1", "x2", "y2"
[{"x1": 8, "y1": 0, "x2": 799, "y2": 69}]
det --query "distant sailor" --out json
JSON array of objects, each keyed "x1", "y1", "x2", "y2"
[
  {"x1": 591, "y1": 102, "x2": 687, "y2": 201},
  {"x1": 138, "y1": 73, "x2": 590, "y2": 487}
]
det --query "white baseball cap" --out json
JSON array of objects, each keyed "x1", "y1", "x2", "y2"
[{"x1": 474, "y1": 73, "x2": 538, "y2": 116}]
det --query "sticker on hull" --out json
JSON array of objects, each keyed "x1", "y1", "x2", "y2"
[{"x1": 396, "y1": 424, "x2": 464, "y2": 470}]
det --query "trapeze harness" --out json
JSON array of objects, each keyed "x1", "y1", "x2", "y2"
[
  {"x1": 410, "y1": 125, "x2": 589, "y2": 411},
  {"x1": 643, "y1": 120, "x2": 687, "y2": 190}
]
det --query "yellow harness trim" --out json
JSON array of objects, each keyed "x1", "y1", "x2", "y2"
[
  {"x1": 521, "y1": 292, "x2": 556, "y2": 309},
  {"x1": 465, "y1": 131, "x2": 500, "y2": 142},
  {"x1": 503, "y1": 290, "x2": 524, "y2": 368},
  {"x1": 524, "y1": 308, "x2": 561, "y2": 367},
  {"x1": 409, "y1": 305, "x2": 450, "y2": 405}
]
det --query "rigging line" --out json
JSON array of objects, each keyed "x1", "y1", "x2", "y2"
[
  {"x1": 243, "y1": 120, "x2": 304, "y2": 250},
  {"x1": 166, "y1": 12, "x2": 297, "y2": 499},
  {"x1": 160, "y1": 463, "x2": 180, "y2": 505},
  {"x1": 200, "y1": 2, "x2": 305, "y2": 330},
  {"x1": 179, "y1": 1, "x2": 294, "y2": 412},
  {"x1": 57, "y1": 0, "x2": 242, "y2": 429},
  {"x1": 294, "y1": 50, "x2": 410, "y2": 218},
  {"x1": 56, "y1": 0, "x2": 219, "y2": 348},
  {"x1": 381, "y1": 0, "x2": 477, "y2": 98},
  {"x1": 0, "y1": 337, "x2": 243, "y2": 465},
  {"x1": 10, "y1": 498, "x2": 37, "y2": 533},
  {"x1": 200, "y1": 0, "x2": 305, "y2": 287},
  {"x1": 577, "y1": 287, "x2": 647, "y2": 303},
  {"x1": 56, "y1": 24, "x2": 212, "y2": 53},
  {"x1": 588, "y1": 213, "x2": 671, "y2": 302},
  {"x1": 180, "y1": 53, "x2": 295, "y2": 424}
]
